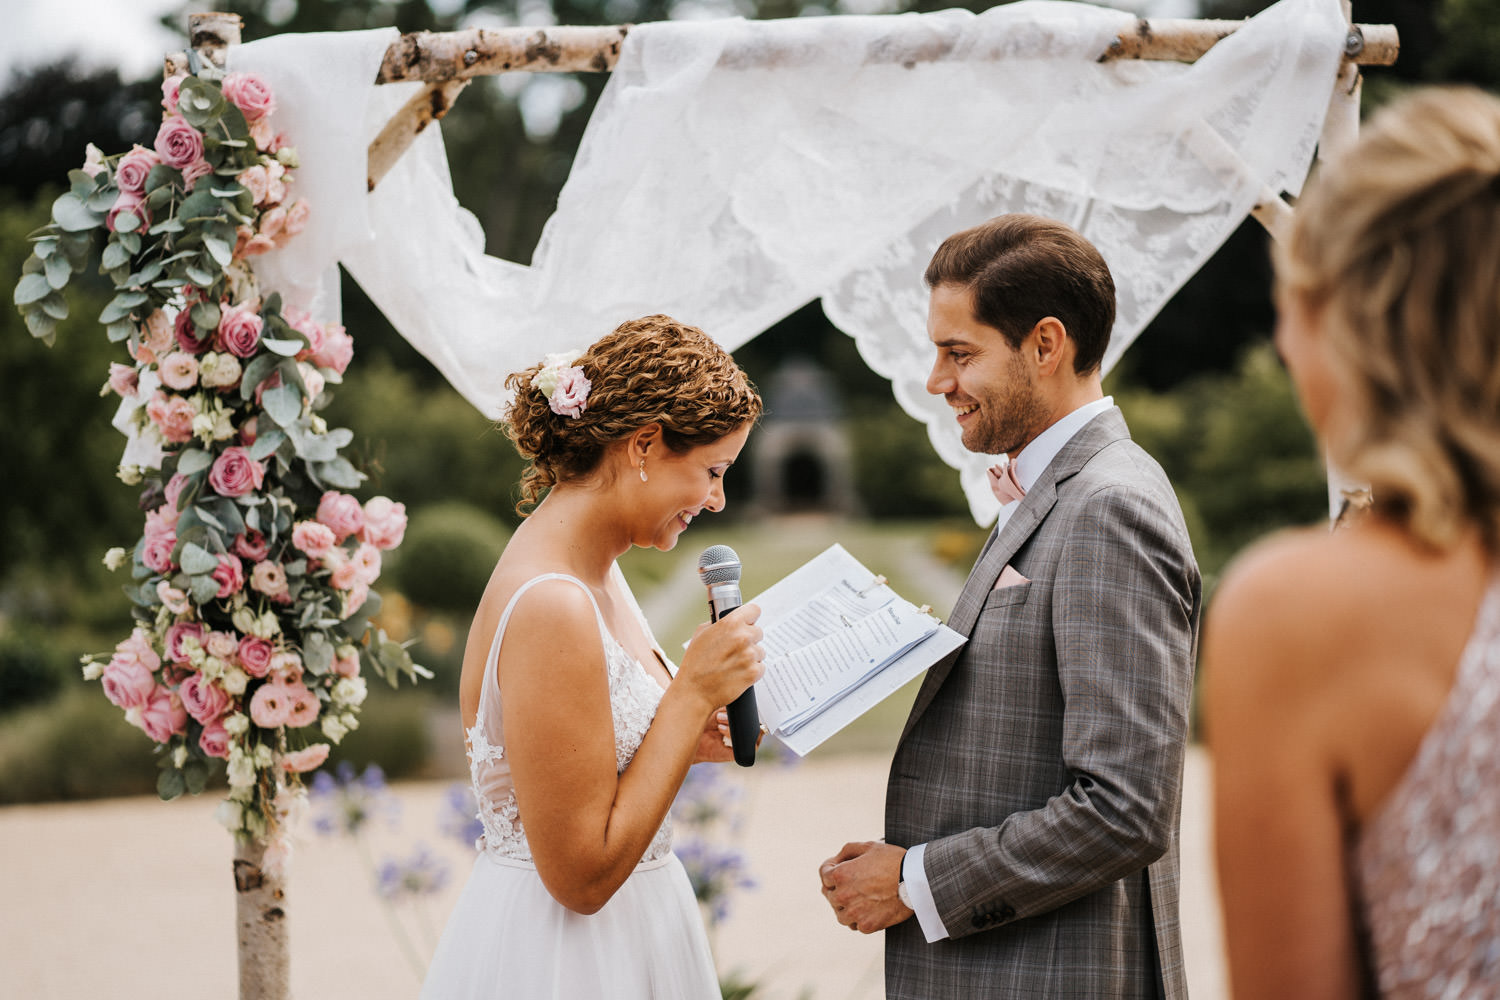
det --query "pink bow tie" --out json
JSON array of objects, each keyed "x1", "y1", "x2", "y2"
[{"x1": 987, "y1": 463, "x2": 1026, "y2": 505}]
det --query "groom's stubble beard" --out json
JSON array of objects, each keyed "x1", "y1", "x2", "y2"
[{"x1": 963, "y1": 349, "x2": 1049, "y2": 458}]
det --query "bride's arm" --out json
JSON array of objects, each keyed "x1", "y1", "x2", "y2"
[{"x1": 499, "y1": 581, "x2": 761, "y2": 914}]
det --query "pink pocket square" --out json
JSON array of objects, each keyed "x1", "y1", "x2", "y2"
[{"x1": 993, "y1": 565, "x2": 1030, "y2": 590}]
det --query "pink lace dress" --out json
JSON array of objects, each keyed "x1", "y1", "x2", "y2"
[
  {"x1": 1353, "y1": 577, "x2": 1500, "y2": 997},
  {"x1": 421, "y1": 570, "x2": 718, "y2": 999}
]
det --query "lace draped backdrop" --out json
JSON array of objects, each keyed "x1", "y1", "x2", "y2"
[{"x1": 229, "y1": 0, "x2": 1346, "y2": 525}]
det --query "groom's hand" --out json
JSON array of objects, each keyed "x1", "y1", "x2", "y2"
[{"x1": 818, "y1": 841, "x2": 911, "y2": 934}]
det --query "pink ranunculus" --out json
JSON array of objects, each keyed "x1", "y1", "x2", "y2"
[
  {"x1": 264, "y1": 160, "x2": 287, "y2": 205},
  {"x1": 165, "y1": 621, "x2": 206, "y2": 663},
  {"x1": 258, "y1": 205, "x2": 288, "y2": 244},
  {"x1": 101, "y1": 654, "x2": 156, "y2": 710},
  {"x1": 180, "y1": 672, "x2": 231, "y2": 725},
  {"x1": 161, "y1": 73, "x2": 187, "y2": 115},
  {"x1": 145, "y1": 392, "x2": 195, "y2": 443},
  {"x1": 81, "y1": 143, "x2": 106, "y2": 178},
  {"x1": 209, "y1": 447, "x2": 265, "y2": 499},
  {"x1": 351, "y1": 542, "x2": 382, "y2": 585},
  {"x1": 237, "y1": 164, "x2": 270, "y2": 206},
  {"x1": 216, "y1": 302, "x2": 263, "y2": 359},
  {"x1": 238, "y1": 636, "x2": 274, "y2": 678},
  {"x1": 157, "y1": 580, "x2": 190, "y2": 615},
  {"x1": 181, "y1": 157, "x2": 213, "y2": 193},
  {"x1": 107, "y1": 362, "x2": 140, "y2": 398},
  {"x1": 270, "y1": 651, "x2": 303, "y2": 685},
  {"x1": 212, "y1": 553, "x2": 245, "y2": 598},
  {"x1": 282, "y1": 199, "x2": 311, "y2": 238},
  {"x1": 143, "y1": 509, "x2": 176, "y2": 546},
  {"x1": 142, "y1": 534, "x2": 177, "y2": 574},
  {"x1": 360, "y1": 497, "x2": 407, "y2": 551},
  {"x1": 234, "y1": 530, "x2": 269, "y2": 562},
  {"x1": 342, "y1": 582, "x2": 371, "y2": 620},
  {"x1": 137, "y1": 310, "x2": 174, "y2": 365},
  {"x1": 549, "y1": 366, "x2": 591, "y2": 418},
  {"x1": 106, "y1": 193, "x2": 150, "y2": 235},
  {"x1": 222, "y1": 72, "x2": 276, "y2": 122},
  {"x1": 154, "y1": 115, "x2": 203, "y2": 170},
  {"x1": 281, "y1": 681, "x2": 320, "y2": 729},
  {"x1": 292, "y1": 521, "x2": 337, "y2": 560},
  {"x1": 281, "y1": 743, "x2": 330, "y2": 773},
  {"x1": 115, "y1": 145, "x2": 161, "y2": 196},
  {"x1": 199, "y1": 719, "x2": 231, "y2": 759},
  {"x1": 156, "y1": 351, "x2": 200, "y2": 391},
  {"x1": 205, "y1": 631, "x2": 239, "y2": 661},
  {"x1": 332, "y1": 648, "x2": 361, "y2": 679},
  {"x1": 329, "y1": 558, "x2": 361, "y2": 592},
  {"x1": 312, "y1": 323, "x2": 352, "y2": 376},
  {"x1": 174, "y1": 308, "x2": 213, "y2": 355},
  {"x1": 316, "y1": 492, "x2": 364, "y2": 542},
  {"x1": 285, "y1": 308, "x2": 323, "y2": 361},
  {"x1": 248, "y1": 117, "x2": 275, "y2": 154},
  {"x1": 139, "y1": 685, "x2": 188, "y2": 743},
  {"x1": 163, "y1": 472, "x2": 190, "y2": 510},
  {"x1": 250, "y1": 560, "x2": 290, "y2": 603},
  {"x1": 118, "y1": 628, "x2": 162, "y2": 672},
  {"x1": 249, "y1": 681, "x2": 292, "y2": 728}
]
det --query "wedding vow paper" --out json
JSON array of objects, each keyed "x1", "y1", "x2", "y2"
[{"x1": 750, "y1": 545, "x2": 965, "y2": 756}]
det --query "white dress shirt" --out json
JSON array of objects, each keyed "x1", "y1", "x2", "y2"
[{"x1": 902, "y1": 396, "x2": 1114, "y2": 943}]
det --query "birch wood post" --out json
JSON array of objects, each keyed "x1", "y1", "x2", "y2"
[
  {"x1": 367, "y1": 78, "x2": 470, "y2": 190},
  {"x1": 234, "y1": 834, "x2": 291, "y2": 1000}
]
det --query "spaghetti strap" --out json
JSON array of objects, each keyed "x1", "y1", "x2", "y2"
[{"x1": 477, "y1": 573, "x2": 604, "y2": 720}]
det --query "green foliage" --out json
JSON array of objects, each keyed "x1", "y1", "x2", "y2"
[
  {"x1": 0, "y1": 625, "x2": 71, "y2": 714},
  {"x1": 847, "y1": 404, "x2": 973, "y2": 519},
  {"x1": 324, "y1": 690, "x2": 435, "y2": 779},
  {"x1": 0, "y1": 688, "x2": 163, "y2": 803},
  {"x1": 387, "y1": 502, "x2": 512, "y2": 615}
]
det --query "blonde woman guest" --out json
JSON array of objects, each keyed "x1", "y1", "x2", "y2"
[
  {"x1": 1206, "y1": 87, "x2": 1500, "y2": 1000},
  {"x1": 421, "y1": 315, "x2": 765, "y2": 999}
]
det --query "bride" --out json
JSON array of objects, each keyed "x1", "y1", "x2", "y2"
[{"x1": 421, "y1": 315, "x2": 767, "y2": 998}]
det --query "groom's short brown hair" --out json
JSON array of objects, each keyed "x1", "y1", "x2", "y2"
[{"x1": 924, "y1": 214, "x2": 1115, "y2": 375}]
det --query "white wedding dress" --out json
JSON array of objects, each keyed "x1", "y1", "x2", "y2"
[{"x1": 420, "y1": 570, "x2": 720, "y2": 999}]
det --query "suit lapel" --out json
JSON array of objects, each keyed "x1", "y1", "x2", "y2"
[{"x1": 898, "y1": 408, "x2": 1131, "y2": 743}]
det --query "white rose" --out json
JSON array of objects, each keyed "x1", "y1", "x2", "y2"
[
  {"x1": 103, "y1": 547, "x2": 127, "y2": 571},
  {"x1": 200, "y1": 656, "x2": 224, "y2": 681},
  {"x1": 192, "y1": 413, "x2": 216, "y2": 443},
  {"x1": 321, "y1": 715, "x2": 348, "y2": 743},
  {"x1": 332, "y1": 677, "x2": 367, "y2": 708},
  {"x1": 81, "y1": 658, "x2": 104, "y2": 681},
  {"x1": 341, "y1": 711, "x2": 359, "y2": 733},
  {"x1": 224, "y1": 712, "x2": 249, "y2": 737},
  {"x1": 220, "y1": 667, "x2": 248, "y2": 697},
  {"x1": 199, "y1": 352, "x2": 242, "y2": 389},
  {"x1": 212, "y1": 409, "x2": 236, "y2": 441}
]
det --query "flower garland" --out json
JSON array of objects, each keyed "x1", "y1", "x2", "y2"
[{"x1": 13, "y1": 68, "x2": 428, "y2": 851}]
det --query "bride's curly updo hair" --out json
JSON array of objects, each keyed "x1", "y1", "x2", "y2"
[
  {"x1": 503, "y1": 314, "x2": 762, "y2": 514},
  {"x1": 1276, "y1": 86, "x2": 1500, "y2": 552}
]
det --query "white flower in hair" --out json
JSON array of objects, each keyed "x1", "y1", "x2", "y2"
[{"x1": 533, "y1": 350, "x2": 590, "y2": 418}]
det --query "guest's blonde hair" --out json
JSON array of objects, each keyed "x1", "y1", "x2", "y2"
[
  {"x1": 503, "y1": 315, "x2": 761, "y2": 514},
  {"x1": 1276, "y1": 86, "x2": 1500, "y2": 551}
]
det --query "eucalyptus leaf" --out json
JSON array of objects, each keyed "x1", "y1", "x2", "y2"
[
  {"x1": 263, "y1": 292, "x2": 283, "y2": 316},
  {"x1": 85, "y1": 187, "x2": 117, "y2": 212},
  {"x1": 52, "y1": 191, "x2": 101, "y2": 232},
  {"x1": 147, "y1": 215, "x2": 185, "y2": 235},
  {"x1": 189, "y1": 573, "x2": 221, "y2": 605},
  {"x1": 245, "y1": 505, "x2": 261, "y2": 534},
  {"x1": 315, "y1": 458, "x2": 364, "y2": 490},
  {"x1": 184, "y1": 263, "x2": 215, "y2": 288},
  {"x1": 324, "y1": 428, "x2": 354, "y2": 450},
  {"x1": 203, "y1": 234, "x2": 233, "y2": 268},
  {"x1": 260, "y1": 337, "x2": 303, "y2": 358},
  {"x1": 106, "y1": 320, "x2": 134, "y2": 343},
  {"x1": 157, "y1": 767, "x2": 186, "y2": 801},
  {"x1": 68, "y1": 168, "x2": 99, "y2": 194},
  {"x1": 44, "y1": 250, "x2": 72, "y2": 288},
  {"x1": 117, "y1": 231, "x2": 141, "y2": 255},
  {"x1": 177, "y1": 189, "x2": 223, "y2": 223},
  {"x1": 145, "y1": 163, "x2": 177, "y2": 194},
  {"x1": 182, "y1": 758, "x2": 209, "y2": 795},
  {"x1": 239, "y1": 354, "x2": 279, "y2": 401},
  {"x1": 13, "y1": 272, "x2": 50, "y2": 305},
  {"x1": 24, "y1": 309, "x2": 57, "y2": 343},
  {"x1": 133, "y1": 260, "x2": 164, "y2": 285},
  {"x1": 247, "y1": 429, "x2": 285, "y2": 461},
  {"x1": 209, "y1": 186, "x2": 244, "y2": 199},
  {"x1": 101, "y1": 241, "x2": 131, "y2": 271},
  {"x1": 180, "y1": 542, "x2": 219, "y2": 576},
  {"x1": 193, "y1": 504, "x2": 225, "y2": 532},
  {"x1": 288, "y1": 427, "x2": 338, "y2": 463},
  {"x1": 39, "y1": 292, "x2": 69, "y2": 321},
  {"x1": 303, "y1": 632, "x2": 334, "y2": 677},
  {"x1": 177, "y1": 77, "x2": 228, "y2": 128},
  {"x1": 262, "y1": 385, "x2": 302, "y2": 428},
  {"x1": 113, "y1": 211, "x2": 141, "y2": 234},
  {"x1": 33, "y1": 238, "x2": 57, "y2": 259},
  {"x1": 191, "y1": 300, "x2": 221, "y2": 330}
]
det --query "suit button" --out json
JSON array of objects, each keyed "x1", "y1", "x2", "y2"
[{"x1": 1000, "y1": 905, "x2": 1016, "y2": 921}]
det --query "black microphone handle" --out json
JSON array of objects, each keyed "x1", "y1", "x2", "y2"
[{"x1": 710, "y1": 602, "x2": 758, "y2": 767}]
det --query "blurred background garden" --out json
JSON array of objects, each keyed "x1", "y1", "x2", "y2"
[{"x1": 1, "y1": 0, "x2": 1495, "y2": 808}]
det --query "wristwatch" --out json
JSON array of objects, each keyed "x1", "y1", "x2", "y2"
[{"x1": 897, "y1": 863, "x2": 913, "y2": 909}]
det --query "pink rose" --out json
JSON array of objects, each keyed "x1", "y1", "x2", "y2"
[
  {"x1": 212, "y1": 553, "x2": 245, "y2": 598},
  {"x1": 199, "y1": 719, "x2": 231, "y2": 759},
  {"x1": 360, "y1": 497, "x2": 407, "y2": 551},
  {"x1": 549, "y1": 366, "x2": 591, "y2": 418},
  {"x1": 237, "y1": 165, "x2": 270, "y2": 206},
  {"x1": 205, "y1": 631, "x2": 239, "y2": 660},
  {"x1": 143, "y1": 506, "x2": 177, "y2": 541},
  {"x1": 145, "y1": 392, "x2": 195, "y2": 444},
  {"x1": 316, "y1": 492, "x2": 364, "y2": 542},
  {"x1": 157, "y1": 581, "x2": 190, "y2": 615},
  {"x1": 342, "y1": 582, "x2": 370, "y2": 619},
  {"x1": 106, "y1": 193, "x2": 150, "y2": 234},
  {"x1": 115, "y1": 145, "x2": 161, "y2": 196},
  {"x1": 142, "y1": 534, "x2": 177, "y2": 574},
  {"x1": 107, "y1": 362, "x2": 139, "y2": 398},
  {"x1": 174, "y1": 309, "x2": 211, "y2": 355},
  {"x1": 216, "y1": 302, "x2": 263, "y2": 358},
  {"x1": 163, "y1": 473, "x2": 190, "y2": 511},
  {"x1": 234, "y1": 530, "x2": 269, "y2": 562},
  {"x1": 222, "y1": 72, "x2": 276, "y2": 122},
  {"x1": 351, "y1": 543, "x2": 382, "y2": 585},
  {"x1": 139, "y1": 685, "x2": 188, "y2": 743},
  {"x1": 165, "y1": 621, "x2": 206, "y2": 663},
  {"x1": 154, "y1": 115, "x2": 203, "y2": 170},
  {"x1": 233, "y1": 224, "x2": 276, "y2": 259},
  {"x1": 332, "y1": 648, "x2": 361, "y2": 678},
  {"x1": 156, "y1": 351, "x2": 199, "y2": 391},
  {"x1": 282, "y1": 199, "x2": 311, "y2": 238},
  {"x1": 209, "y1": 447, "x2": 265, "y2": 499},
  {"x1": 248, "y1": 117, "x2": 275, "y2": 153},
  {"x1": 101, "y1": 655, "x2": 156, "y2": 710},
  {"x1": 161, "y1": 73, "x2": 187, "y2": 115},
  {"x1": 312, "y1": 322, "x2": 352, "y2": 375},
  {"x1": 292, "y1": 521, "x2": 337, "y2": 559},
  {"x1": 281, "y1": 681, "x2": 320, "y2": 729},
  {"x1": 180, "y1": 672, "x2": 231, "y2": 725},
  {"x1": 182, "y1": 158, "x2": 213, "y2": 192},
  {"x1": 249, "y1": 681, "x2": 292, "y2": 728},
  {"x1": 118, "y1": 628, "x2": 161, "y2": 671},
  {"x1": 281, "y1": 743, "x2": 330, "y2": 773},
  {"x1": 238, "y1": 636, "x2": 274, "y2": 678},
  {"x1": 250, "y1": 560, "x2": 291, "y2": 603}
]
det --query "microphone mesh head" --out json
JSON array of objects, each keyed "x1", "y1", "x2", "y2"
[{"x1": 697, "y1": 545, "x2": 742, "y2": 585}]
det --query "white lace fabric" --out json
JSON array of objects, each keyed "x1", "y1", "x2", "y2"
[
  {"x1": 464, "y1": 571, "x2": 673, "y2": 865},
  {"x1": 229, "y1": 0, "x2": 1347, "y2": 526}
]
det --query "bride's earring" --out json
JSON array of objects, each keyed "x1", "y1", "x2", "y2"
[{"x1": 639, "y1": 459, "x2": 648, "y2": 483}]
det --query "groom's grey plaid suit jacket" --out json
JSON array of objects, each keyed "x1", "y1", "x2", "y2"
[{"x1": 885, "y1": 407, "x2": 1200, "y2": 999}]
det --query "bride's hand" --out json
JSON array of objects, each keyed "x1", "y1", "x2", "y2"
[
  {"x1": 676, "y1": 603, "x2": 765, "y2": 715},
  {"x1": 691, "y1": 708, "x2": 771, "y2": 763}
]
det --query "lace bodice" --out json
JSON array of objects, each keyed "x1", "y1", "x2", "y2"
[
  {"x1": 1353, "y1": 576, "x2": 1500, "y2": 997},
  {"x1": 464, "y1": 568, "x2": 673, "y2": 864}
]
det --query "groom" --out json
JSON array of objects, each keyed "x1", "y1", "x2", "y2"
[{"x1": 819, "y1": 214, "x2": 1200, "y2": 998}]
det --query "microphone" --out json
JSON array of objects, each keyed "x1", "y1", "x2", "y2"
[{"x1": 698, "y1": 545, "x2": 759, "y2": 767}]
